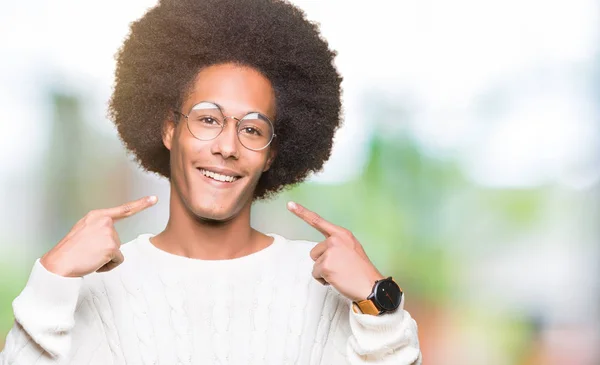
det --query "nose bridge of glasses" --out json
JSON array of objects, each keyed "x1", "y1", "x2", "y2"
[
  {"x1": 222, "y1": 115, "x2": 242, "y2": 128},
  {"x1": 220, "y1": 117, "x2": 242, "y2": 144}
]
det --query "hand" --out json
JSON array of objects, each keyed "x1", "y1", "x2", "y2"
[
  {"x1": 40, "y1": 196, "x2": 158, "y2": 277},
  {"x1": 287, "y1": 201, "x2": 384, "y2": 302}
]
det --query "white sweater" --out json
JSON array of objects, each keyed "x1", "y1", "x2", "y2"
[{"x1": 0, "y1": 234, "x2": 421, "y2": 365}]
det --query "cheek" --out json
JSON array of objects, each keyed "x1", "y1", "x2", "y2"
[
  {"x1": 170, "y1": 132, "x2": 198, "y2": 182},
  {"x1": 248, "y1": 153, "x2": 271, "y2": 179}
]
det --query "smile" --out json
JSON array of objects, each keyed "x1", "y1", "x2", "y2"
[{"x1": 198, "y1": 168, "x2": 240, "y2": 183}]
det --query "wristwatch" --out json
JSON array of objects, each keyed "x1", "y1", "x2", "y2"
[{"x1": 352, "y1": 277, "x2": 403, "y2": 315}]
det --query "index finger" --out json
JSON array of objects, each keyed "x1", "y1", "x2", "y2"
[
  {"x1": 287, "y1": 201, "x2": 340, "y2": 237},
  {"x1": 100, "y1": 195, "x2": 158, "y2": 221}
]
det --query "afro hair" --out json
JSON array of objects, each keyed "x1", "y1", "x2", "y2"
[{"x1": 108, "y1": 0, "x2": 343, "y2": 199}]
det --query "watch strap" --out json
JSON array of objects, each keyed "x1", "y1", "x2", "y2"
[{"x1": 352, "y1": 299, "x2": 380, "y2": 315}]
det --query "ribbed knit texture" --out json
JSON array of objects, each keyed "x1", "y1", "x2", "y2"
[{"x1": 1, "y1": 234, "x2": 422, "y2": 364}]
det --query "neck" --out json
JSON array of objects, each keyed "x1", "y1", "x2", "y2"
[{"x1": 152, "y1": 187, "x2": 269, "y2": 260}]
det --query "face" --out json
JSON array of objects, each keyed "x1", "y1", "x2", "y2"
[{"x1": 163, "y1": 63, "x2": 277, "y2": 222}]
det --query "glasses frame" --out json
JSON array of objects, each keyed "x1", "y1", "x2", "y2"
[{"x1": 173, "y1": 101, "x2": 276, "y2": 151}]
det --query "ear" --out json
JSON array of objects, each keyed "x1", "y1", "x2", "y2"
[
  {"x1": 263, "y1": 145, "x2": 277, "y2": 172},
  {"x1": 162, "y1": 117, "x2": 176, "y2": 151}
]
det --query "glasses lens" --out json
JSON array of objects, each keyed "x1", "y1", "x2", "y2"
[
  {"x1": 187, "y1": 102, "x2": 224, "y2": 140},
  {"x1": 238, "y1": 112, "x2": 274, "y2": 150}
]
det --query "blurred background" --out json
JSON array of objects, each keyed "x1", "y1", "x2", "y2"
[{"x1": 0, "y1": 0, "x2": 599, "y2": 364}]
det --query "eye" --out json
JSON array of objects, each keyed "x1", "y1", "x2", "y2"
[
  {"x1": 240, "y1": 126, "x2": 262, "y2": 136},
  {"x1": 199, "y1": 116, "x2": 220, "y2": 126}
]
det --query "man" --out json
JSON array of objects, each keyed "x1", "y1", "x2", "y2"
[{"x1": 1, "y1": 0, "x2": 421, "y2": 364}]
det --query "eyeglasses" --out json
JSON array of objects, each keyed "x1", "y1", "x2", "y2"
[{"x1": 174, "y1": 101, "x2": 276, "y2": 151}]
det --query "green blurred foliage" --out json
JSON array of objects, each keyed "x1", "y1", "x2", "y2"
[{"x1": 0, "y1": 256, "x2": 28, "y2": 348}]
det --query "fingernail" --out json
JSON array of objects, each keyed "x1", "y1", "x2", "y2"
[
  {"x1": 287, "y1": 201, "x2": 297, "y2": 210},
  {"x1": 148, "y1": 196, "x2": 158, "y2": 204}
]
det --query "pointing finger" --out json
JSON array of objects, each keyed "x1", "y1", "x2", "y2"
[
  {"x1": 100, "y1": 196, "x2": 158, "y2": 221},
  {"x1": 287, "y1": 201, "x2": 340, "y2": 237}
]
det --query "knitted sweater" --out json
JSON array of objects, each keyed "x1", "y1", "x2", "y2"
[{"x1": 0, "y1": 234, "x2": 422, "y2": 364}]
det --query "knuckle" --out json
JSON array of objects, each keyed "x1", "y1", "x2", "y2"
[
  {"x1": 98, "y1": 216, "x2": 113, "y2": 227},
  {"x1": 331, "y1": 236, "x2": 345, "y2": 246},
  {"x1": 105, "y1": 245, "x2": 119, "y2": 257},
  {"x1": 121, "y1": 204, "x2": 134, "y2": 216},
  {"x1": 84, "y1": 211, "x2": 98, "y2": 223},
  {"x1": 309, "y1": 214, "x2": 321, "y2": 227},
  {"x1": 341, "y1": 228, "x2": 354, "y2": 239},
  {"x1": 355, "y1": 241, "x2": 365, "y2": 252},
  {"x1": 102, "y1": 248, "x2": 113, "y2": 259}
]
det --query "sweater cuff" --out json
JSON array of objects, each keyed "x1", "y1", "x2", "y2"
[
  {"x1": 12, "y1": 259, "x2": 83, "y2": 357},
  {"x1": 348, "y1": 295, "x2": 420, "y2": 356}
]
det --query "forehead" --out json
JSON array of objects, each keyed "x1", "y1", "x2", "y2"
[{"x1": 184, "y1": 63, "x2": 276, "y2": 119}]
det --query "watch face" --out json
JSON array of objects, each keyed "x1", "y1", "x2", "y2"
[{"x1": 374, "y1": 279, "x2": 402, "y2": 311}]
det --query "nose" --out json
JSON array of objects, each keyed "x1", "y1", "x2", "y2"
[{"x1": 210, "y1": 117, "x2": 240, "y2": 159}]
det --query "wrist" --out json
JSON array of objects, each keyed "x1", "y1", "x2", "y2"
[
  {"x1": 40, "y1": 254, "x2": 72, "y2": 277},
  {"x1": 355, "y1": 272, "x2": 385, "y2": 302}
]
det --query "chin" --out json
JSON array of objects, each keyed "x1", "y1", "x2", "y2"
[
  {"x1": 192, "y1": 204, "x2": 239, "y2": 223},
  {"x1": 187, "y1": 188, "x2": 253, "y2": 224}
]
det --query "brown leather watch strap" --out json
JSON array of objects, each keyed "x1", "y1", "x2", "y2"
[{"x1": 352, "y1": 299, "x2": 380, "y2": 315}]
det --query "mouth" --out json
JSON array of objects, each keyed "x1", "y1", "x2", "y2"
[{"x1": 197, "y1": 168, "x2": 242, "y2": 184}]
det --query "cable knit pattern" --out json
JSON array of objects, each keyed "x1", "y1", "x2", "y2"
[
  {"x1": 310, "y1": 288, "x2": 338, "y2": 364},
  {"x1": 1, "y1": 234, "x2": 422, "y2": 365},
  {"x1": 119, "y1": 272, "x2": 158, "y2": 365},
  {"x1": 158, "y1": 268, "x2": 192, "y2": 365},
  {"x1": 212, "y1": 272, "x2": 232, "y2": 364},
  {"x1": 89, "y1": 284, "x2": 123, "y2": 364},
  {"x1": 248, "y1": 263, "x2": 274, "y2": 364},
  {"x1": 283, "y1": 252, "x2": 310, "y2": 364}
]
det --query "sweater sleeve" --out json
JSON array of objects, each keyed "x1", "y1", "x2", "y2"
[
  {"x1": 318, "y1": 289, "x2": 422, "y2": 364},
  {"x1": 0, "y1": 259, "x2": 113, "y2": 365}
]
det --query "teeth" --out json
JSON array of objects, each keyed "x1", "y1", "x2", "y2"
[{"x1": 200, "y1": 169, "x2": 238, "y2": 183}]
